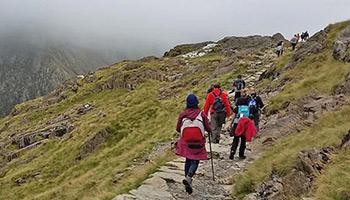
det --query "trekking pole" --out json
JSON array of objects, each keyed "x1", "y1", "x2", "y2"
[{"x1": 208, "y1": 132, "x2": 215, "y2": 181}]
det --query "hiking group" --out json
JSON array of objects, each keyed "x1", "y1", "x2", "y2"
[
  {"x1": 275, "y1": 31, "x2": 309, "y2": 56},
  {"x1": 175, "y1": 75, "x2": 264, "y2": 194}
]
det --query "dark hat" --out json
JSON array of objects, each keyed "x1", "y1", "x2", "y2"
[{"x1": 186, "y1": 94, "x2": 199, "y2": 108}]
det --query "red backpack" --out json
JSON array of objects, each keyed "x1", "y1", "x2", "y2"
[{"x1": 180, "y1": 112, "x2": 205, "y2": 143}]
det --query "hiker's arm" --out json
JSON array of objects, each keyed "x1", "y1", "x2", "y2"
[
  {"x1": 201, "y1": 112, "x2": 212, "y2": 133},
  {"x1": 176, "y1": 114, "x2": 183, "y2": 133},
  {"x1": 257, "y1": 96, "x2": 264, "y2": 108},
  {"x1": 222, "y1": 94, "x2": 231, "y2": 117},
  {"x1": 203, "y1": 94, "x2": 211, "y2": 115}
]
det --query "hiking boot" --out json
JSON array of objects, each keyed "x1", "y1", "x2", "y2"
[
  {"x1": 229, "y1": 153, "x2": 234, "y2": 160},
  {"x1": 239, "y1": 155, "x2": 246, "y2": 160},
  {"x1": 182, "y1": 176, "x2": 193, "y2": 194}
]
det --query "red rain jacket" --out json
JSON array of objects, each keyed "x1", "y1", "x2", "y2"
[
  {"x1": 203, "y1": 88, "x2": 231, "y2": 116},
  {"x1": 235, "y1": 117, "x2": 257, "y2": 142}
]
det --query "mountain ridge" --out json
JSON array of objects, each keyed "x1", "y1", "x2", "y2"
[{"x1": 0, "y1": 20, "x2": 350, "y2": 200}]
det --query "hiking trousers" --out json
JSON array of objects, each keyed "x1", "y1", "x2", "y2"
[
  {"x1": 230, "y1": 135, "x2": 246, "y2": 157},
  {"x1": 253, "y1": 112, "x2": 260, "y2": 132},
  {"x1": 234, "y1": 91, "x2": 241, "y2": 101},
  {"x1": 185, "y1": 159, "x2": 199, "y2": 177},
  {"x1": 210, "y1": 112, "x2": 226, "y2": 143}
]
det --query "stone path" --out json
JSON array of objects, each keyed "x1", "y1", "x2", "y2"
[
  {"x1": 113, "y1": 135, "x2": 257, "y2": 200},
  {"x1": 113, "y1": 51, "x2": 276, "y2": 200}
]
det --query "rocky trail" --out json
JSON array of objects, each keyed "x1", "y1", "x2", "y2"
[
  {"x1": 114, "y1": 134, "x2": 261, "y2": 200},
  {"x1": 113, "y1": 54, "x2": 274, "y2": 200}
]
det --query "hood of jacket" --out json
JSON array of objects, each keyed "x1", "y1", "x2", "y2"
[{"x1": 181, "y1": 108, "x2": 202, "y2": 120}]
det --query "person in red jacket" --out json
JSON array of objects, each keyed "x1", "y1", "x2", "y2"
[
  {"x1": 230, "y1": 116, "x2": 257, "y2": 160},
  {"x1": 204, "y1": 83, "x2": 231, "y2": 143},
  {"x1": 176, "y1": 94, "x2": 211, "y2": 194}
]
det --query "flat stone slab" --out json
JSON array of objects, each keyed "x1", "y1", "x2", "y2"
[
  {"x1": 112, "y1": 194, "x2": 136, "y2": 200},
  {"x1": 152, "y1": 171, "x2": 184, "y2": 183},
  {"x1": 130, "y1": 184, "x2": 174, "y2": 200}
]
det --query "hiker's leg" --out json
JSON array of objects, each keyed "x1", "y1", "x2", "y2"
[
  {"x1": 210, "y1": 113, "x2": 219, "y2": 143},
  {"x1": 188, "y1": 160, "x2": 200, "y2": 177},
  {"x1": 211, "y1": 112, "x2": 221, "y2": 143},
  {"x1": 184, "y1": 158, "x2": 191, "y2": 176},
  {"x1": 234, "y1": 91, "x2": 241, "y2": 101},
  {"x1": 230, "y1": 136, "x2": 239, "y2": 156},
  {"x1": 254, "y1": 113, "x2": 260, "y2": 132},
  {"x1": 239, "y1": 136, "x2": 247, "y2": 158},
  {"x1": 216, "y1": 112, "x2": 226, "y2": 143}
]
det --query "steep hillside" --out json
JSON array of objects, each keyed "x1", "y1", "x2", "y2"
[
  {"x1": 233, "y1": 21, "x2": 350, "y2": 199},
  {"x1": 0, "y1": 32, "x2": 281, "y2": 199},
  {"x1": 0, "y1": 34, "x2": 113, "y2": 117},
  {"x1": 1, "y1": 20, "x2": 350, "y2": 200}
]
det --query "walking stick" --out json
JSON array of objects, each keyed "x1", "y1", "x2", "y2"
[{"x1": 208, "y1": 132, "x2": 215, "y2": 181}]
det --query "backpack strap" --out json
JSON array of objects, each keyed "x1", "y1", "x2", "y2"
[{"x1": 212, "y1": 90, "x2": 222, "y2": 97}]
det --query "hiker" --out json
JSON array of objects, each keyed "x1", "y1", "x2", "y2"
[
  {"x1": 301, "y1": 31, "x2": 309, "y2": 42},
  {"x1": 290, "y1": 34, "x2": 299, "y2": 50},
  {"x1": 230, "y1": 115, "x2": 257, "y2": 160},
  {"x1": 176, "y1": 94, "x2": 211, "y2": 194},
  {"x1": 232, "y1": 75, "x2": 246, "y2": 100},
  {"x1": 276, "y1": 41, "x2": 284, "y2": 57},
  {"x1": 229, "y1": 88, "x2": 250, "y2": 159},
  {"x1": 248, "y1": 88, "x2": 264, "y2": 131},
  {"x1": 204, "y1": 83, "x2": 231, "y2": 144},
  {"x1": 207, "y1": 84, "x2": 214, "y2": 94}
]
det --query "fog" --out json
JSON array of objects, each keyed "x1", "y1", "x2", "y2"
[{"x1": 0, "y1": 0, "x2": 349, "y2": 59}]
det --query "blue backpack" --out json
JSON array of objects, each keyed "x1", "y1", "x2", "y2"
[
  {"x1": 238, "y1": 105, "x2": 250, "y2": 117},
  {"x1": 249, "y1": 98, "x2": 257, "y2": 108}
]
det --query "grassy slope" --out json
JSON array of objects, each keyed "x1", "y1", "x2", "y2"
[
  {"x1": 267, "y1": 21, "x2": 350, "y2": 113},
  {"x1": 233, "y1": 21, "x2": 350, "y2": 198},
  {"x1": 0, "y1": 53, "x2": 245, "y2": 200}
]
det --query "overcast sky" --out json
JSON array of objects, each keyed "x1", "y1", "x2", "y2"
[{"x1": 0, "y1": 0, "x2": 349, "y2": 58}]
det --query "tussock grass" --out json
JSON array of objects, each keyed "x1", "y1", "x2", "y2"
[
  {"x1": 0, "y1": 48, "x2": 246, "y2": 199},
  {"x1": 314, "y1": 149, "x2": 350, "y2": 200},
  {"x1": 233, "y1": 20, "x2": 350, "y2": 198},
  {"x1": 233, "y1": 106, "x2": 350, "y2": 198},
  {"x1": 267, "y1": 21, "x2": 350, "y2": 114}
]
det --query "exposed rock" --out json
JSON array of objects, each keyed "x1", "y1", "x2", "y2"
[
  {"x1": 76, "y1": 103, "x2": 93, "y2": 115},
  {"x1": 15, "y1": 177, "x2": 27, "y2": 186},
  {"x1": 295, "y1": 147, "x2": 335, "y2": 177},
  {"x1": 340, "y1": 129, "x2": 350, "y2": 149},
  {"x1": 254, "y1": 173, "x2": 285, "y2": 200},
  {"x1": 247, "y1": 147, "x2": 335, "y2": 200},
  {"x1": 262, "y1": 137, "x2": 277, "y2": 146},
  {"x1": 334, "y1": 72, "x2": 350, "y2": 95},
  {"x1": 163, "y1": 42, "x2": 212, "y2": 57},
  {"x1": 286, "y1": 29, "x2": 327, "y2": 69},
  {"x1": 271, "y1": 33, "x2": 286, "y2": 42},
  {"x1": 77, "y1": 129, "x2": 109, "y2": 160},
  {"x1": 333, "y1": 24, "x2": 350, "y2": 62},
  {"x1": 218, "y1": 35, "x2": 277, "y2": 51}
]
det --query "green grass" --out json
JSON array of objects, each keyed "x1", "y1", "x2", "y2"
[
  {"x1": 233, "y1": 20, "x2": 350, "y2": 198},
  {"x1": 233, "y1": 106, "x2": 350, "y2": 198},
  {"x1": 0, "y1": 47, "x2": 245, "y2": 199},
  {"x1": 314, "y1": 149, "x2": 350, "y2": 200},
  {"x1": 266, "y1": 21, "x2": 350, "y2": 114}
]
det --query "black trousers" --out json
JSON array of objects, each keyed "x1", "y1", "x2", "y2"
[
  {"x1": 234, "y1": 91, "x2": 241, "y2": 101},
  {"x1": 230, "y1": 135, "x2": 246, "y2": 157}
]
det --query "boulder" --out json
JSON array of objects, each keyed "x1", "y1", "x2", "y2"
[
  {"x1": 333, "y1": 24, "x2": 350, "y2": 62},
  {"x1": 334, "y1": 72, "x2": 350, "y2": 95},
  {"x1": 341, "y1": 129, "x2": 350, "y2": 149},
  {"x1": 77, "y1": 129, "x2": 109, "y2": 160}
]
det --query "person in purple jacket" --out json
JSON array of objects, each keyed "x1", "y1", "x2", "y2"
[{"x1": 176, "y1": 94, "x2": 212, "y2": 194}]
